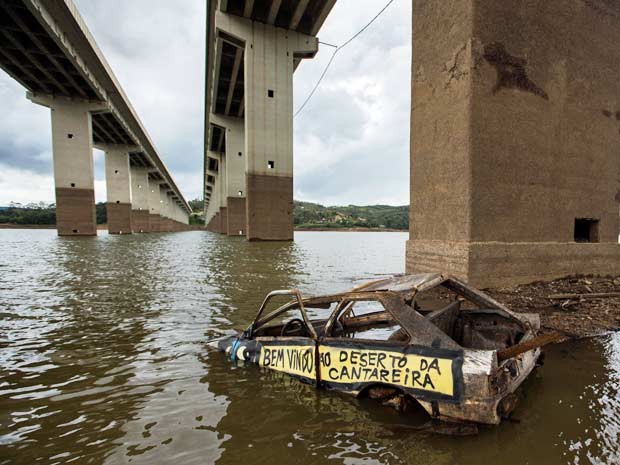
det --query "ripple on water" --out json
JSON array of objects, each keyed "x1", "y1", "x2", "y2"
[{"x1": 1, "y1": 230, "x2": 619, "y2": 465}]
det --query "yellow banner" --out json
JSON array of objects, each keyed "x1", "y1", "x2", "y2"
[
  {"x1": 258, "y1": 344, "x2": 315, "y2": 379},
  {"x1": 318, "y1": 346, "x2": 455, "y2": 397}
]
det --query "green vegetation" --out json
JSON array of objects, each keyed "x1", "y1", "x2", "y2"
[
  {"x1": 0, "y1": 202, "x2": 108, "y2": 225},
  {"x1": 188, "y1": 198, "x2": 204, "y2": 212},
  {"x1": 294, "y1": 201, "x2": 408, "y2": 230},
  {"x1": 0, "y1": 199, "x2": 409, "y2": 230},
  {"x1": 188, "y1": 198, "x2": 205, "y2": 226},
  {"x1": 96, "y1": 203, "x2": 107, "y2": 224},
  {"x1": 0, "y1": 202, "x2": 56, "y2": 225}
]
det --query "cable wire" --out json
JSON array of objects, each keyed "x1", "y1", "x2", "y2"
[{"x1": 294, "y1": 0, "x2": 396, "y2": 118}]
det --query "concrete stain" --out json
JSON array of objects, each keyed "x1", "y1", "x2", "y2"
[{"x1": 483, "y1": 42, "x2": 549, "y2": 100}]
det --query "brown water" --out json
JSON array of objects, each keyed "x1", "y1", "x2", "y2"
[{"x1": 0, "y1": 229, "x2": 619, "y2": 465}]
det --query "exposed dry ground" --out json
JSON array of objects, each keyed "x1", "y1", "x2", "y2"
[{"x1": 486, "y1": 276, "x2": 620, "y2": 338}]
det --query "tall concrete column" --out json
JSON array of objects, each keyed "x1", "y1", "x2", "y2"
[
  {"x1": 211, "y1": 173, "x2": 221, "y2": 233},
  {"x1": 130, "y1": 166, "x2": 150, "y2": 233},
  {"x1": 218, "y1": 154, "x2": 228, "y2": 234},
  {"x1": 215, "y1": 12, "x2": 317, "y2": 240},
  {"x1": 104, "y1": 149, "x2": 133, "y2": 234},
  {"x1": 148, "y1": 179, "x2": 162, "y2": 232},
  {"x1": 407, "y1": 0, "x2": 620, "y2": 287},
  {"x1": 159, "y1": 186, "x2": 169, "y2": 232},
  {"x1": 167, "y1": 193, "x2": 176, "y2": 231},
  {"x1": 205, "y1": 152, "x2": 220, "y2": 229},
  {"x1": 212, "y1": 115, "x2": 246, "y2": 236},
  {"x1": 28, "y1": 94, "x2": 107, "y2": 236}
]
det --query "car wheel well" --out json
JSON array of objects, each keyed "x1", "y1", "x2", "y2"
[{"x1": 358, "y1": 384, "x2": 424, "y2": 413}]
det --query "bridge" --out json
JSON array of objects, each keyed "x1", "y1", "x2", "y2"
[
  {"x1": 203, "y1": 0, "x2": 336, "y2": 240},
  {"x1": 0, "y1": 0, "x2": 192, "y2": 235},
  {"x1": 3, "y1": 0, "x2": 618, "y2": 288}
]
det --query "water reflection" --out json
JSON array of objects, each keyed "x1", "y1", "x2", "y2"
[
  {"x1": 200, "y1": 234, "x2": 306, "y2": 333},
  {"x1": 1, "y1": 230, "x2": 619, "y2": 465}
]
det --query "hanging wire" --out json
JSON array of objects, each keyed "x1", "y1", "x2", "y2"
[{"x1": 294, "y1": 0, "x2": 396, "y2": 118}]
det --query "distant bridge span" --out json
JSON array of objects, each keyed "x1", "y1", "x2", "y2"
[{"x1": 0, "y1": 0, "x2": 191, "y2": 234}]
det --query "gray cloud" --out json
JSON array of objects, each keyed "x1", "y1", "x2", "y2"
[{"x1": 0, "y1": 0, "x2": 411, "y2": 206}]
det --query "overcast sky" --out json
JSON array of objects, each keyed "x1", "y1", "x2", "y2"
[{"x1": 0, "y1": 0, "x2": 411, "y2": 207}]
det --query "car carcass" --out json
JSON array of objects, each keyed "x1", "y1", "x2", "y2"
[{"x1": 214, "y1": 273, "x2": 549, "y2": 426}]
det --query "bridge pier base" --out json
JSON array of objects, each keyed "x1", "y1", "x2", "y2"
[
  {"x1": 130, "y1": 166, "x2": 150, "y2": 233},
  {"x1": 227, "y1": 197, "x2": 246, "y2": 237},
  {"x1": 210, "y1": 13, "x2": 317, "y2": 241},
  {"x1": 148, "y1": 181, "x2": 161, "y2": 232},
  {"x1": 243, "y1": 24, "x2": 315, "y2": 241},
  {"x1": 104, "y1": 148, "x2": 133, "y2": 234},
  {"x1": 29, "y1": 95, "x2": 104, "y2": 236},
  {"x1": 407, "y1": 0, "x2": 620, "y2": 287}
]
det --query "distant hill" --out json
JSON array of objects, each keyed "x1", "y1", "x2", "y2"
[
  {"x1": 0, "y1": 199, "x2": 409, "y2": 230},
  {"x1": 294, "y1": 201, "x2": 408, "y2": 230}
]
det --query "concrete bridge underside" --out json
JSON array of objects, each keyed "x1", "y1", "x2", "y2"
[
  {"x1": 0, "y1": 0, "x2": 191, "y2": 234},
  {"x1": 204, "y1": 0, "x2": 335, "y2": 240}
]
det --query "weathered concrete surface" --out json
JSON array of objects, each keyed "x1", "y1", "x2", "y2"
[
  {"x1": 407, "y1": 0, "x2": 620, "y2": 287},
  {"x1": 213, "y1": 212, "x2": 221, "y2": 234},
  {"x1": 56, "y1": 187, "x2": 97, "y2": 236},
  {"x1": 227, "y1": 196, "x2": 246, "y2": 236},
  {"x1": 246, "y1": 174, "x2": 294, "y2": 241},
  {"x1": 132, "y1": 210, "x2": 150, "y2": 233},
  {"x1": 106, "y1": 202, "x2": 132, "y2": 235},
  {"x1": 149, "y1": 214, "x2": 161, "y2": 233},
  {"x1": 219, "y1": 207, "x2": 228, "y2": 235},
  {"x1": 211, "y1": 12, "x2": 317, "y2": 241}
]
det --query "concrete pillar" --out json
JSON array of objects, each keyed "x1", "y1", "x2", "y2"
[
  {"x1": 159, "y1": 186, "x2": 168, "y2": 231},
  {"x1": 28, "y1": 94, "x2": 107, "y2": 236},
  {"x1": 407, "y1": 1, "x2": 620, "y2": 287},
  {"x1": 171, "y1": 201, "x2": 179, "y2": 231},
  {"x1": 148, "y1": 179, "x2": 162, "y2": 232},
  {"x1": 215, "y1": 12, "x2": 317, "y2": 240},
  {"x1": 130, "y1": 167, "x2": 150, "y2": 233},
  {"x1": 104, "y1": 149, "x2": 133, "y2": 234},
  {"x1": 218, "y1": 154, "x2": 228, "y2": 234},
  {"x1": 212, "y1": 115, "x2": 246, "y2": 236},
  {"x1": 166, "y1": 194, "x2": 174, "y2": 232},
  {"x1": 204, "y1": 153, "x2": 220, "y2": 229}
]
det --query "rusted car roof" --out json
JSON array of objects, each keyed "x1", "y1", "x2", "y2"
[{"x1": 352, "y1": 273, "x2": 445, "y2": 294}]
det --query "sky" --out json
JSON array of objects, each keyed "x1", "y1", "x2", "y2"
[{"x1": 0, "y1": 0, "x2": 411, "y2": 207}]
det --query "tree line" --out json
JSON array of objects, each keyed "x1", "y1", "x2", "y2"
[
  {"x1": 1, "y1": 199, "x2": 409, "y2": 230},
  {"x1": 0, "y1": 202, "x2": 107, "y2": 225}
]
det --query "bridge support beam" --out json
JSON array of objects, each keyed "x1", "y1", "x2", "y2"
[
  {"x1": 148, "y1": 179, "x2": 162, "y2": 232},
  {"x1": 159, "y1": 186, "x2": 172, "y2": 232},
  {"x1": 204, "y1": 152, "x2": 220, "y2": 231},
  {"x1": 406, "y1": 0, "x2": 620, "y2": 287},
  {"x1": 130, "y1": 166, "x2": 150, "y2": 233},
  {"x1": 29, "y1": 94, "x2": 106, "y2": 236},
  {"x1": 215, "y1": 12, "x2": 317, "y2": 241},
  {"x1": 104, "y1": 148, "x2": 133, "y2": 234},
  {"x1": 212, "y1": 115, "x2": 246, "y2": 237},
  {"x1": 244, "y1": 26, "x2": 316, "y2": 241},
  {"x1": 218, "y1": 151, "x2": 228, "y2": 234}
]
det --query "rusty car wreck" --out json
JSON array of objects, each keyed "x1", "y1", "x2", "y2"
[{"x1": 215, "y1": 274, "x2": 544, "y2": 426}]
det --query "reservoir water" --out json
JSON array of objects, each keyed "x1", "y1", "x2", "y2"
[{"x1": 0, "y1": 230, "x2": 618, "y2": 464}]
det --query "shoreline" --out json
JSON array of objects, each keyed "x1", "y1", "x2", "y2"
[
  {"x1": 486, "y1": 276, "x2": 620, "y2": 339},
  {"x1": 295, "y1": 227, "x2": 407, "y2": 232},
  {"x1": 1, "y1": 222, "x2": 616, "y2": 337},
  {"x1": 0, "y1": 224, "x2": 55, "y2": 229},
  {"x1": 1, "y1": 224, "x2": 407, "y2": 232}
]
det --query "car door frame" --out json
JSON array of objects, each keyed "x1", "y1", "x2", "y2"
[
  {"x1": 245, "y1": 289, "x2": 319, "y2": 385},
  {"x1": 317, "y1": 291, "x2": 465, "y2": 402}
]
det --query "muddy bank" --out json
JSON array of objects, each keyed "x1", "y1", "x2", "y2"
[
  {"x1": 0, "y1": 224, "x2": 55, "y2": 229},
  {"x1": 486, "y1": 276, "x2": 620, "y2": 338},
  {"x1": 295, "y1": 227, "x2": 407, "y2": 232}
]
